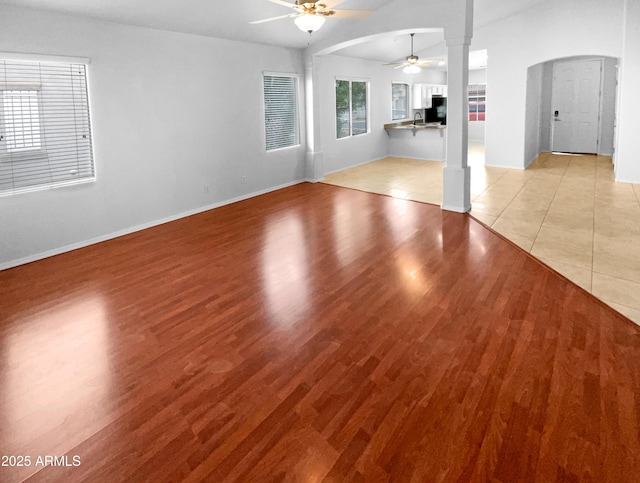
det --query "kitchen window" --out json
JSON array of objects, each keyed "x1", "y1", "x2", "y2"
[
  {"x1": 336, "y1": 79, "x2": 368, "y2": 139},
  {"x1": 0, "y1": 57, "x2": 95, "y2": 196},
  {"x1": 469, "y1": 84, "x2": 486, "y2": 121},
  {"x1": 391, "y1": 83, "x2": 409, "y2": 120},
  {"x1": 263, "y1": 73, "x2": 300, "y2": 151}
]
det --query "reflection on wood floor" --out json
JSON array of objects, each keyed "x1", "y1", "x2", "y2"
[
  {"x1": 322, "y1": 149, "x2": 640, "y2": 325},
  {"x1": 1, "y1": 182, "x2": 639, "y2": 481}
]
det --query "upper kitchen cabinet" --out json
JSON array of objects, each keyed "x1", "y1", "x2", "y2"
[
  {"x1": 430, "y1": 84, "x2": 448, "y2": 97},
  {"x1": 412, "y1": 84, "x2": 431, "y2": 109},
  {"x1": 412, "y1": 84, "x2": 447, "y2": 109}
]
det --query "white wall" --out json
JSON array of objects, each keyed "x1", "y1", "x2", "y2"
[
  {"x1": 0, "y1": 5, "x2": 306, "y2": 268},
  {"x1": 524, "y1": 63, "x2": 543, "y2": 166},
  {"x1": 615, "y1": 0, "x2": 640, "y2": 182},
  {"x1": 539, "y1": 62, "x2": 554, "y2": 151},
  {"x1": 408, "y1": 70, "x2": 447, "y2": 86},
  {"x1": 319, "y1": 55, "x2": 392, "y2": 174},
  {"x1": 600, "y1": 56, "x2": 618, "y2": 156},
  {"x1": 472, "y1": 0, "x2": 626, "y2": 169}
]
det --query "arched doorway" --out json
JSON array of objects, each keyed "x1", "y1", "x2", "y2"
[{"x1": 524, "y1": 55, "x2": 618, "y2": 164}]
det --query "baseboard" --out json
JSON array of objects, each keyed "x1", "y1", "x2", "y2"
[
  {"x1": 441, "y1": 203, "x2": 472, "y2": 213},
  {"x1": 0, "y1": 179, "x2": 310, "y2": 271},
  {"x1": 484, "y1": 162, "x2": 526, "y2": 170},
  {"x1": 388, "y1": 154, "x2": 444, "y2": 162},
  {"x1": 615, "y1": 175, "x2": 640, "y2": 184}
]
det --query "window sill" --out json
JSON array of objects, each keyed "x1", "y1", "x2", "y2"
[{"x1": 0, "y1": 176, "x2": 95, "y2": 197}]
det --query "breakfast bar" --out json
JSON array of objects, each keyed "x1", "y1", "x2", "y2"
[{"x1": 383, "y1": 121, "x2": 447, "y2": 161}]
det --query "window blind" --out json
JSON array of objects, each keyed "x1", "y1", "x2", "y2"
[
  {"x1": 263, "y1": 75, "x2": 299, "y2": 151},
  {"x1": 0, "y1": 59, "x2": 94, "y2": 195}
]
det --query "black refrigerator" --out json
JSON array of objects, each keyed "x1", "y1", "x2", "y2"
[{"x1": 425, "y1": 97, "x2": 447, "y2": 125}]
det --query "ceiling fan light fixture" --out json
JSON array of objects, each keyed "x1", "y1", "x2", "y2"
[
  {"x1": 403, "y1": 64, "x2": 421, "y2": 74},
  {"x1": 294, "y1": 14, "x2": 325, "y2": 33}
]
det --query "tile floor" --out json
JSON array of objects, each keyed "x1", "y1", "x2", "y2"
[{"x1": 321, "y1": 147, "x2": 640, "y2": 325}]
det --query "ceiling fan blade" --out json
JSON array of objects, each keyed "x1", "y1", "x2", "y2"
[
  {"x1": 416, "y1": 60, "x2": 440, "y2": 66},
  {"x1": 383, "y1": 62, "x2": 403, "y2": 66},
  {"x1": 330, "y1": 9, "x2": 372, "y2": 19},
  {"x1": 266, "y1": 0, "x2": 296, "y2": 8},
  {"x1": 250, "y1": 13, "x2": 294, "y2": 24},
  {"x1": 393, "y1": 64, "x2": 407, "y2": 70},
  {"x1": 320, "y1": 0, "x2": 347, "y2": 8}
]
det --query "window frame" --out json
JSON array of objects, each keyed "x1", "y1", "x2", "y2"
[
  {"x1": 262, "y1": 72, "x2": 301, "y2": 152},
  {"x1": 391, "y1": 82, "x2": 410, "y2": 121},
  {"x1": 335, "y1": 77, "x2": 370, "y2": 140}
]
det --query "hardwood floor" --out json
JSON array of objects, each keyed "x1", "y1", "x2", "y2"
[
  {"x1": 322, "y1": 150, "x2": 640, "y2": 324},
  {"x1": 1, "y1": 182, "x2": 640, "y2": 482}
]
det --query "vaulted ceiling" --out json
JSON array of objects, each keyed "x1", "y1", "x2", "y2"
[{"x1": 1, "y1": 0, "x2": 545, "y2": 65}]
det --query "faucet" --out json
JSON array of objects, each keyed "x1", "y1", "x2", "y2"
[{"x1": 413, "y1": 112, "x2": 423, "y2": 125}]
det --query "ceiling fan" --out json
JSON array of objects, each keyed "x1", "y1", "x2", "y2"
[
  {"x1": 250, "y1": 0, "x2": 372, "y2": 34},
  {"x1": 384, "y1": 33, "x2": 440, "y2": 74}
]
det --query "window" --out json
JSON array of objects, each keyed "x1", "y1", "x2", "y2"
[
  {"x1": 468, "y1": 84, "x2": 486, "y2": 121},
  {"x1": 3, "y1": 90, "x2": 42, "y2": 152},
  {"x1": 336, "y1": 79, "x2": 368, "y2": 139},
  {"x1": 263, "y1": 74, "x2": 300, "y2": 151},
  {"x1": 0, "y1": 58, "x2": 94, "y2": 196},
  {"x1": 391, "y1": 83, "x2": 409, "y2": 120}
]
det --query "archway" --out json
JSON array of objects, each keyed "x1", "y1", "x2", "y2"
[{"x1": 524, "y1": 55, "x2": 618, "y2": 167}]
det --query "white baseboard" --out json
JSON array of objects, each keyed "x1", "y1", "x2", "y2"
[
  {"x1": 441, "y1": 204, "x2": 472, "y2": 213},
  {"x1": 1, "y1": 179, "x2": 310, "y2": 271},
  {"x1": 484, "y1": 162, "x2": 526, "y2": 170},
  {"x1": 615, "y1": 175, "x2": 640, "y2": 184},
  {"x1": 388, "y1": 154, "x2": 444, "y2": 162}
]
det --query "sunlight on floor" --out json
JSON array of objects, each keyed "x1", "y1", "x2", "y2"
[{"x1": 321, "y1": 146, "x2": 640, "y2": 325}]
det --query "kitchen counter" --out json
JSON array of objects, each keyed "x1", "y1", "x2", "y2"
[{"x1": 384, "y1": 120, "x2": 445, "y2": 136}]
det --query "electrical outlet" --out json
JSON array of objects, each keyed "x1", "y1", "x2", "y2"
[{"x1": 203, "y1": 184, "x2": 210, "y2": 193}]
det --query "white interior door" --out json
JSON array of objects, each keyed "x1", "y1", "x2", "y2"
[{"x1": 552, "y1": 59, "x2": 602, "y2": 153}]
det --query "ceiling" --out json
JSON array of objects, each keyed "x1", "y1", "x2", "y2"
[{"x1": 1, "y1": 0, "x2": 545, "y2": 66}]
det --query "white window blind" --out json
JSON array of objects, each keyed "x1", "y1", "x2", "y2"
[
  {"x1": 263, "y1": 74, "x2": 299, "y2": 151},
  {"x1": 3, "y1": 90, "x2": 42, "y2": 151},
  {"x1": 0, "y1": 59, "x2": 94, "y2": 195}
]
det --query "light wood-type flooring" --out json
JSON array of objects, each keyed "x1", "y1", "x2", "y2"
[
  {"x1": 2, "y1": 182, "x2": 640, "y2": 481},
  {"x1": 322, "y1": 148, "x2": 640, "y2": 325}
]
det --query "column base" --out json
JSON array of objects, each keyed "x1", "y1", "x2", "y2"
[
  {"x1": 305, "y1": 151, "x2": 324, "y2": 182},
  {"x1": 441, "y1": 165, "x2": 471, "y2": 213}
]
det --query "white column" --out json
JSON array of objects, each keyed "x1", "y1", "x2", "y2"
[
  {"x1": 441, "y1": 36, "x2": 471, "y2": 213},
  {"x1": 304, "y1": 54, "x2": 324, "y2": 181}
]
